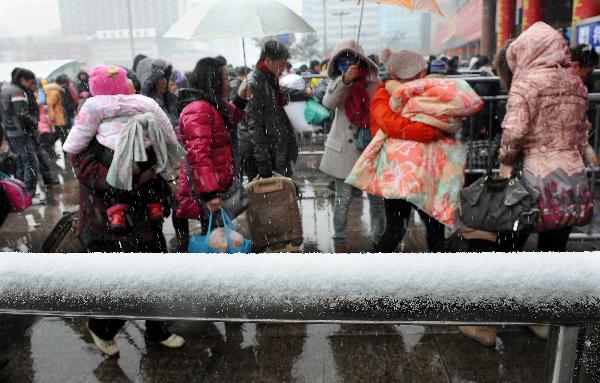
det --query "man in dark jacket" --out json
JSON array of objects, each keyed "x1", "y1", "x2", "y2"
[
  {"x1": 135, "y1": 57, "x2": 179, "y2": 127},
  {"x1": 0, "y1": 68, "x2": 45, "y2": 203},
  {"x1": 238, "y1": 41, "x2": 298, "y2": 180}
]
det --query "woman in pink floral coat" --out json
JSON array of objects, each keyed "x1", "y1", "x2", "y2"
[{"x1": 497, "y1": 22, "x2": 595, "y2": 251}]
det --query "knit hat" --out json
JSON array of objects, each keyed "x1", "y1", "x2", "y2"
[
  {"x1": 89, "y1": 65, "x2": 131, "y2": 96},
  {"x1": 429, "y1": 59, "x2": 448, "y2": 75},
  {"x1": 381, "y1": 49, "x2": 428, "y2": 80}
]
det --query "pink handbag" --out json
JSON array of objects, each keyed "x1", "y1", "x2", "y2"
[{"x1": 0, "y1": 172, "x2": 32, "y2": 212}]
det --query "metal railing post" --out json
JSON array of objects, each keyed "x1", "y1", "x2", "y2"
[{"x1": 546, "y1": 326, "x2": 586, "y2": 383}]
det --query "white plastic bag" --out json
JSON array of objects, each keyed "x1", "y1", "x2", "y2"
[
  {"x1": 280, "y1": 74, "x2": 306, "y2": 91},
  {"x1": 208, "y1": 227, "x2": 245, "y2": 252},
  {"x1": 284, "y1": 101, "x2": 317, "y2": 133}
]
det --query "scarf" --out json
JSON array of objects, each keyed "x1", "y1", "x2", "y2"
[
  {"x1": 344, "y1": 69, "x2": 370, "y2": 129},
  {"x1": 257, "y1": 61, "x2": 286, "y2": 108}
]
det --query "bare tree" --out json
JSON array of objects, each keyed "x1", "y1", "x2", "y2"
[{"x1": 289, "y1": 33, "x2": 320, "y2": 62}]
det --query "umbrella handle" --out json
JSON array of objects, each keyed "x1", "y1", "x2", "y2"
[
  {"x1": 242, "y1": 37, "x2": 247, "y2": 69},
  {"x1": 356, "y1": 0, "x2": 365, "y2": 47}
]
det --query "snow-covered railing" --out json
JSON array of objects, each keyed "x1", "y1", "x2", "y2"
[
  {"x1": 0, "y1": 252, "x2": 598, "y2": 383},
  {"x1": 1, "y1": 252, "x2": 597, "y2": 323}
]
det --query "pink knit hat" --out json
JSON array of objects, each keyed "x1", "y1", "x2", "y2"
[{"x1": 89, "y1": 65, "x2": 131, "y2": 96}]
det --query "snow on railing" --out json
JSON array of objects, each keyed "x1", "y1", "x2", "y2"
[{"x1": 0, "y1": 252, "x2": 599, "y2": 324}]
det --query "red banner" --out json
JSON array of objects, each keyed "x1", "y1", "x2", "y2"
[
  {"x1": 522, "y1": 0, "x2": 542, "y2": 31},
  {"x1": 573, "y1": 0, "x2": 600, "y2": 23}
]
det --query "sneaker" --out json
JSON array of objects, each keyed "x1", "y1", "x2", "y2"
[
  {"x1": 87, "y1": 322, "x2": 119, "y2": 356},
  {"x1": 159, "y1": 334, "x2": 186, "y2": 349}
]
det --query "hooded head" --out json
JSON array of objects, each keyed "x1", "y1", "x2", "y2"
[
  {"x1": 327, "y1": 39, "x2": 379, "y2": 79},
  {"x1": 135, "y1": 57, "x2": 173, "y2": 96},
  {"x1": 89, "y1": 65, "x2": 131, "y2": 96},
  {"x1": 506, "y1": 22, "x2": 571, "y2": 79},
  {"x1": 381, "y1": 49, "x2": 428, "y2": 80}
]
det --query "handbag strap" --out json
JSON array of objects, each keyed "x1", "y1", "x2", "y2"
[
  {"x1": 220, "y1": 208, "x2": 235, "y2": 251},
  {"x1": 484, "y1": 141, "x2": 523, "y2": 181},
  {"x1": 203, "y1": 211, "x2": 214, "y2": 245}
]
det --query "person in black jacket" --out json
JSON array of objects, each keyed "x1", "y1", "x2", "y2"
[
  {"x1": 0, "y1": 68, "x2": 45, "y2": 203},
  {"x1": 238, "y1": 41, "x2": 298, "y2": 180}
]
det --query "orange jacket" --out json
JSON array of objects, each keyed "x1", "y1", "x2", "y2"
[{"x1": 370, "y1": 84, "x2": 441, "y2": 142}]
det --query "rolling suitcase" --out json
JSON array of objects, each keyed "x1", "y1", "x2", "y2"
[
  {"x1": 245, "y1": 176, "x2": 303, "y2": 252},
  {"x1": 41, "y1": 210, "x2": 86, "y2": 253}
]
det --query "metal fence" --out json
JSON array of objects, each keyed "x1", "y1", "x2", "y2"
[{"x1": 0, "y1": 252, "x2": 599, "y2": 383}]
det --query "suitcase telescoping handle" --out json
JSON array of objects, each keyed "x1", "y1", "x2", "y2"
[{"x1": 250, "y1": 173, "x2": 285, "y2": 194}]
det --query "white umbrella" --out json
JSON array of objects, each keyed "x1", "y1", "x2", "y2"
[{"x1": 164, "y1": 0, "x2": 315, "y2": 67}]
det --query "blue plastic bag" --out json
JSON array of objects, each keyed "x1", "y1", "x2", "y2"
[{"x1": 188, "y1": 209, "x2": 252, "y2": 253}]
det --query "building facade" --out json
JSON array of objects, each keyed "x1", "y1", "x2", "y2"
[
  {"x1": 57, "y1": 0, "x2": 187, "y2": 66},
  {"x1": 433, "y1": 0, "x2": 600, "y2": 59},
  {"x1": 380, "y1": 5, "x2": 429, "y2": 53}
]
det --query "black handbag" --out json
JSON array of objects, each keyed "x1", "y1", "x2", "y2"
[
  {"x1": 460, "y1": 148, "x2": 540, "y2": 233},
  {"x1": 184, "y1": 157, "x2": 249, "y2": 220},
  {"x1": 356, "y1": 127, "x2": 372, "y2": 151}
]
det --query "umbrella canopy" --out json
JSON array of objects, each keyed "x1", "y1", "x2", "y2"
[
  {"x1": 164, "y1": 0, "x2": 315, "y2": 40},
  {"x1": 358, "y1": 0, "x2": 444, "y2": 16}
]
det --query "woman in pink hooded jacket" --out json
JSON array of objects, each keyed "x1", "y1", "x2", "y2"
[{"x1": 497, "y1": 22, "x2": 595, "y2": 252}]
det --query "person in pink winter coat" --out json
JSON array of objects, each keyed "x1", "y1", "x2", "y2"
[
  {"x1": 176, "y1": 57, "x2": 247, "y2": 247},
  {"x1": 496, "y1": 22, "x2": 595, "y2": 252}
]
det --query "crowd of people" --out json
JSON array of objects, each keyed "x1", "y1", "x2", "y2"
[{"x1": 0, "y1": 21, "x2": 599, "y2": 354}]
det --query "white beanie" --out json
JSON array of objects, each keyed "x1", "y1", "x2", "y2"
[{"x1": 381, "y1": 49, "x2": 428, "y2": 80}]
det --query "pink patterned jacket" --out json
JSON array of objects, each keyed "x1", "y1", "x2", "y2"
[
  {"x1": 499, "y1": 22, "x2": 593, "y2": 231},
  {"x1": 499, "y1": 22, "x2": 589, "y2": 179}
]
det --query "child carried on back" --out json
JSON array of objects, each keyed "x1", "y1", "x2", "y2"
[
  {"x1": 384, "y1": 71, "x2": 484, "y2": 134},
  {"x1": 63, "y1": 65, "x2": 185, "y2": 232}
]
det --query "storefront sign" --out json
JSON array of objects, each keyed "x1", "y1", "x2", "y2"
[{"x1": 576, "y1": 16, "x2": 600, "y2": 53}]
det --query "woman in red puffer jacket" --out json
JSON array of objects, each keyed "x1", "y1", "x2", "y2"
[{"x1": 176, "y1": 57, "x2": 246, "y2": 245}]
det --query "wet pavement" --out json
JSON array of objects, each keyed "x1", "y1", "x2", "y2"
[
  {"x1": 0, "y1": 316, "x2": 549, "y2": 383},
  {"x1": 0, "y1": 150, "x2": 598, "y2": 382}
]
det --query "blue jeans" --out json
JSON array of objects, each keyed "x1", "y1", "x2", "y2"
[
  {"x1": 333, "y1": 178, "x2": 385, "y2": 246},
  {"x1": 7, "y1": 136, "x2": 40, "y2": 195}
]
